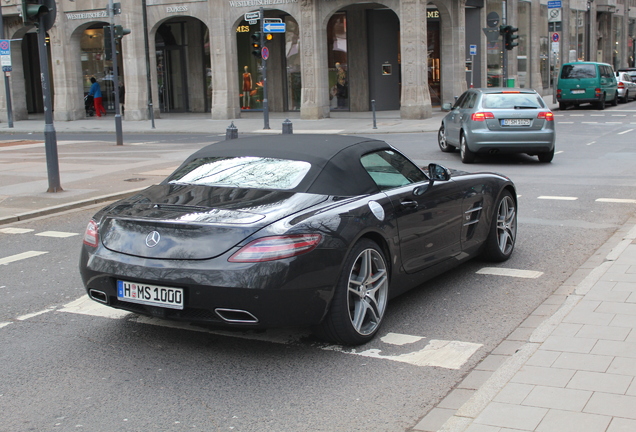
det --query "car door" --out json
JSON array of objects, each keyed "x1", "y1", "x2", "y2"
[
  {"x1": 360, "y1": 151, "x2": 464, "y2": 274},
  {"x1": 445, "y1": 91, "x2": 469, "y2": 145}
]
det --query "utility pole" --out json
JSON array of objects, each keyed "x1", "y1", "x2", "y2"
[
  {"x1": 108, "y1": 0, "x2": 123, "y2": 145},
  {"x1": 0, "y1": 6, "x2": 14, "y2": 128}
]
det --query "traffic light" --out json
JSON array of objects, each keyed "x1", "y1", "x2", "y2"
[
  {"x1": 251, "y1": 32, "x2": 262, "y2": 58},
  {"x1": 21, "y1": 0, "x2": 48, "y2": 26},
  {"x1": 114, "y1": 25, "x2": 131, "y2": 40},
  {"x1": 104, "y1": 25, "x2": 113, "y2": 60},
  {"x1": 502, "y1": 25, "x2": 519, "y2": 50}
]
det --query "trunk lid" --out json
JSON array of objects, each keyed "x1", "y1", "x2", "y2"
[{"x1": 99, "y1": 184, "x2": 328, "y2": 260}]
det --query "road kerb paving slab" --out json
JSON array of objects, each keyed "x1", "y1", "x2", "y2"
[{"x1": 414, "y1": 215, "x2": 636, "y2": 432}]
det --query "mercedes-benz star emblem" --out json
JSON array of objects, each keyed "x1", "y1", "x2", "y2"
[{"x1": 145, "y1": 231, "x2": 161, "y2": 248}]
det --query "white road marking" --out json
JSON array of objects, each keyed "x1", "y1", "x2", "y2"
[
  {"x1": 55, "y1": 296, "x2": 480, "y2": 369},
  {"x1": 557, "y1": 122, "x2": 574, "y2": 124},
  {"x1": 569, "y1": 114, "x2": 584, "y2": 116},
  {"x1": 596, "y1": 198, "x2": 636, "y2": 204},
  {"x1": 555, "y1": 151, "x2": 564, "y2": 155},
  {"x1": 327, "y1": 339, "x2": 483, "y2": 369},
  {"x1": 0, "y1": 322, "x2": 12, "y2": 329},
  {"x1": 0, "y1": 251, "x2": 48, "y2": 265},
  {"x1": 381, "y1": 333, "x2": 424, "y2": 346},
  {"x1": 35, "y1": 231, "x2": 79, "y2": 238},
  {"x1": 538, "y1": 196, "x2": 578, "y2": 201},
  {"x1": 582, "y1": 122, "x2": 598, "y2": 124},
  {"x1": 59, "y1": 295, "x2": 131, "y2": 319},
  {"x1": 612, "y1": 114, "x2": 627, "y2": 117},
  {"x1": 477, "y1": 267, "x2": 543, "y2": 279},
  {"x1": 16, "y1": 307, "x2": 56, "y2": 321},
  {"x1": 587, "y1": 141, "x2": 596, "y2": 146},
  {"x1": 590, "y1": 114, "x2": 605, "y2": 117},
  {"x1": 618, "y1": 128, "x2": 634, "y2": 135},
  {"x1": 0, "y1": 228, "x2": 34, "y2": 234}
]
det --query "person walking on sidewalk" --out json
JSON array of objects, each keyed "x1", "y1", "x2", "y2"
[{"x1": 88, "y1": 77, "x2": 106, "y2": 117}]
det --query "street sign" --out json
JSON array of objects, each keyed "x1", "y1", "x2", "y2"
[
  {"x1": 0, "y1": 39, "x2": 10, "y2": 55},
  {"x1": 244, "y1": 11, "x2": 260, "y2": 21},
  {"x1": 552, "y1": 32, "x2": 560, "y2": 42},
  {"x1": 261, "y1": 46, "x2": 269, "y2": 60},
  {"x1": 469, "y1": 44, "x2": 477, "y2": 56},
  {"x1": 263, "y1": 22, "x2": 285, "y2": 33},
  {"x1": 482, "y1": 27, "x2": 500, "y2": 43},
  {"x1": 0, "y1": 40, "x2": 11, "y2": 73},
  {"x1": 548, "y1": 8, "x2": 562, "y2": 22},
  {"x1": 548, "y1": 0, "x2": 562, "y2": 8}
]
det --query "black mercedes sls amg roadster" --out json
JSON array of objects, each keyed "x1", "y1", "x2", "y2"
[{"x1": 80, "y1": 135, "x2": 517, "y2": 345}]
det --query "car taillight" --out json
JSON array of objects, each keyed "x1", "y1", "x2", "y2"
[
  {"x1": 83, "y1": 219, "x2": 99, "y2": 247},
  {"x1": 618, "y1": 82, "x2": 625, "y2": 89},
  {"x1": 471, "y1": 112, "x2": 495, "y2": 121},
  {"x1": 595, "y1": 88, "x2": 602, "y2": 97},
  {"x1": 228, "y1": 234, "x2": 322, "y2": 263},
  {"x1": 538, "y1": 111, "x2": 554, "y2": 121},
  {"x1": 556, "y1": 89, "x2": 562, "y2": 97}
]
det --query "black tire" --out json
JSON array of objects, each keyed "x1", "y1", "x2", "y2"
[
  {"x1": 558, "y1": 102, "x2": 568, "y2": 111},
  {"x1": 438, "y1": 124, "x2": 455, "y2": 153},
  {"x1": 611, "y1": 91, "x2": 619, "y2": 106},
  {"x1": 481, "y1": 190, "x2": 517, "y2": 262},
  {"x1": 596, "y1": 94, "x2": 606, "y2": 110},
  {"x1": 460, "y1": 133, "x2": 476, "y2": 164},
  {"x1": 317, "y1": 239, "x2": 389, "y2": 345},
  {"x1": 538, "y1": 147, "x2": 554, "y2": 163},
  {"x1": 621, "y1": 91, "x2": 628, "y2": 104}
]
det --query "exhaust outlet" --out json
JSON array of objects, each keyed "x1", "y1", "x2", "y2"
[
  {"x1": 215, "y1": 308, "x2": 259, "y2": 324},
  {"x1": 89, "y1": 289, "x2": 108, "y2": 304}
]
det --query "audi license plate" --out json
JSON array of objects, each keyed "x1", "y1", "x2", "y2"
[
  {"x1": 117, "y1": 280, "x2": 184, "y2": 310},
  {"x1": 501, "y1": 119, "x2": 531, "y2": 126},
  {"x1": 571, "y1": 89, "x2": 585, "y2": 94}
]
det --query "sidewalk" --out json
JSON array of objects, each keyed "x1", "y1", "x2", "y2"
[
  {"x1": 414, "y1": 216, "x2": 636, "y2": 432},
  {"x1": 3, "y1": 105, "x2": 636, "y2": 432}
]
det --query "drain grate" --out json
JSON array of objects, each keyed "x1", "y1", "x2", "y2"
[{"x1": 123, "y1": 178, "x2": 147, "y2": 182}]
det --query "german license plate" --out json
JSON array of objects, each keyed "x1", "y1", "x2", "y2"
[
  {"x1": 117, "y1": 280, "x2": 184, "y2": 310},
  {"x1": 571, "y1": 89, "x2": 585, "y2": 94},
  {"x1": 501, "y1": 119, "x2": 531, "y2": 126}
]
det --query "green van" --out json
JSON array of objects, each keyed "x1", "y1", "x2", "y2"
[{"x1": 556, "y1": 62, "x2": 618, "y2": 110}]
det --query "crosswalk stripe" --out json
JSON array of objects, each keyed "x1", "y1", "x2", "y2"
[
  {"x1": 596, "y1": 198, "x2": 636, "y2": 204},
  {"x1": 35, "y1": 231, "x2": 79, "y2": 238},
  {"x1": 477, "y1": 267, "x2": 543, "y2": 279},
  {"x1": 0, "y1": 228, "x2": 35, "y2": 234},
  {"x1": 0, "y1": 251, "x2": 48, "y2": 265},
  {"x1": 538, "y1": 196, "x2": 578, "y2": 201}
]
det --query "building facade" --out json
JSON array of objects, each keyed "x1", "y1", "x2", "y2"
[{"x1": 1, "y1": 0, "x2": 635, "y2": 123}]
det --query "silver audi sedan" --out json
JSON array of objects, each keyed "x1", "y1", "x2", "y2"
[{"x1": 438, "y1": 88, "x2": 556, "y2": 163}]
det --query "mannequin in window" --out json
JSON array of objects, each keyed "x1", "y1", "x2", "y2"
[
  {"x1": 242, "y1": 66, "x2": 252, "y2": 109},
  {"x1": 335, "y1": 62, "x2": 347, "y2": 109}
]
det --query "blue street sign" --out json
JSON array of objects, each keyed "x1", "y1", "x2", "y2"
[
  {"x1": 263, "y1": 22, "x2": 285, "y2": 33},
  {"x1": 0, "y1": 40, "x2": 10, "y2": 56},
  {"x1": 547, "y1": 1, "x2": 561, "y2": 8},
  {"x1": 469, "y1": 44, "x2": 477, "y2": 56}
]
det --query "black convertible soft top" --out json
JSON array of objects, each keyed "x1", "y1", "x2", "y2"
[{"x1": 169, "y1": 134, "x2": 395, "y2": 196}]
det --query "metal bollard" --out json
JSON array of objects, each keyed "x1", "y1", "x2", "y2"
[
  {"x1": 282, "y1": 119, "x2": 293, "y2": 134},
  {"x1": 371, "y1": 100, "x2": 377, "y2": 129},
  {"x1": 225, "y1": 122, "x2": 238, "y2": 140}
]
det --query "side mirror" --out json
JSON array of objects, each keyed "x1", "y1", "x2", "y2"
[
  {"x1": 442, "y1": 102, "x2": 453, "y2": 111},
  {"x1": 428, "y1": 163, "x2": 452, "y2": 182}
]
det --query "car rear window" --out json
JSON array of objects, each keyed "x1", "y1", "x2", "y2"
[
  {"x1": 167, "y1": 156, "x2": 311, "y2": 190},
  {"x1": 561, "y1": 64, "x2": 596, "y2": 79},
  {"x1": 482, "y1": 93, "x2": 544, "y2": 109}
]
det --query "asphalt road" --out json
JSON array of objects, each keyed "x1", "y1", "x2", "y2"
[{"x1": 1, "y1": 106, "x2": 635, "y2": 431}]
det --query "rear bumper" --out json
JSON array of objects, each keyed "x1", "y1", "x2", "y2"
[
  {"x1": 79, "y1": 246, "x2": 343, "y2": 328},
  {"x1": 465, "y1": 128, "x2": 555, "y2": 154}
]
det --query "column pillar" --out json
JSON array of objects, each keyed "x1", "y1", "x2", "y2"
[
  {"x1": 400, "y1": 0, "x2": 432, "y2": 119},
  {"x1": 299, "y1": 0, "x2": 329, "y2": 120}
]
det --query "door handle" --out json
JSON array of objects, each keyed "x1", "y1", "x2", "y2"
[{"x1": 401, "y1": 200, "x2": 418, "y2": 209}]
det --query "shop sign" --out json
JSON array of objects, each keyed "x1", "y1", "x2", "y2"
[
  {"x1": 167, "y1": 5, "x2": 188, "y2": 13},
  {"x1": 66, "y1": 10, "x2": 108, "y2": 20},
  {"x1": 229, "y1": 0, "x2": 298, "y2": 8}
]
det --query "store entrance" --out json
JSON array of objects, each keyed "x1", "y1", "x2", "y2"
[{"x1": 155, "y1": 18, "x2": 210, "y2": 113}]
